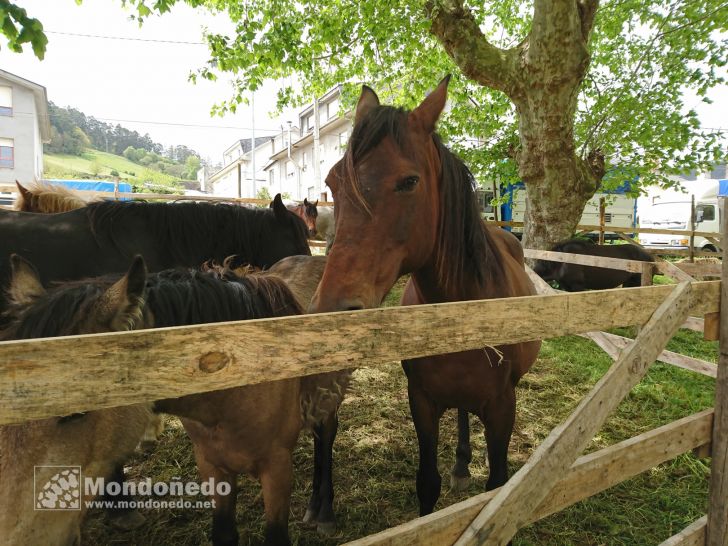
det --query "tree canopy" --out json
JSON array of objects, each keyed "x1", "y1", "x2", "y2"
[{"x1": 2, "y1": 0, "x2": 726, "y2": 245}]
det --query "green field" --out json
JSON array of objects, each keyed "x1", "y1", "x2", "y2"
[{"x1": 43, "y1": 149, "x2": 182, "y2": 188}]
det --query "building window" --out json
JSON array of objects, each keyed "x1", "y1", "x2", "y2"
[
  {"x1": 0, "y1": 138, "x2": 14, "y2": 168},
  {"x1": 0, "y1": 86, "x2": 11, "y2": 116},
  {"x1": 308, "y1": 186, "x2": 316, "y2": 199},
  {"x1": 327, "y1": 97, "x2": 339, "y2": 120},
  {"x1": 269, "y1": 170, "x2": 275, "y2": 185}
]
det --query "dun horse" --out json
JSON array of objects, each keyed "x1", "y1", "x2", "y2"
[
  {"x1": 0, "y1": 254, "x2": 349, "y2": 546},
  {"x1": 14, "y1": 180, "x2": 95, "y2": 213},
  {"x1": 311, "y1": 77, "x2": 541, "y2": 516},
  {"x1": 532, "y1": 238, "x2": 654, "y2": 291}
]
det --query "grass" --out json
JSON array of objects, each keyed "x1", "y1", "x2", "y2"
[
  {"x1": 82, "y1": 277, "x2": 717, "y2": 545},
  {"x1": 43, "y1": 149, "x2": 183, "y2": 189}
]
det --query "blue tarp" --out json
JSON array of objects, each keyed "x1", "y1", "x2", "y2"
[
  {"x1": 43, "y1": 179, "x2": 133, "y2": 200},
  {"x1": 719, "y1": 179, "x2": 728, "y2": 197}
]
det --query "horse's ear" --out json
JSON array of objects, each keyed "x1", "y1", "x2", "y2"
[
  {"x1": 98, "y1": 255, "x2": 147, "y2": 330},
  {"x1": 313, "y1": 200, "x2": 318, "y2": 207},
  {"x1": 271, "y1": 193, "x2": 288, "y2": 222},
  {"x1": 410, "y1": 74, "x2": 451, "y2": 134},
  {"x1": 8, "y1": 254, "x2": 45, "y2": 305},
  {"x1": 303, "y1": 198, "x2": 309, "y2": 206},
  {"x1": 15, "y1": 180, "x2": 32, "y2": 201},
  {"x1": 355, "y1": 85, "x2": 380, "y2": 126}
]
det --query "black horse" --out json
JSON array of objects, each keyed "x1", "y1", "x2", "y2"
[
  {"x1": 0, "y1": 194, "x2": 310, "y2": 319},
  {"x1": 532, "y1": 238, "x2": 654, "y2": 291}
]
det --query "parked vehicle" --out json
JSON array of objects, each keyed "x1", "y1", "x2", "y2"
[
  {"x1": 638, "y1": 181, "x2": 724, "y2": 252},
  {"x1": 477, "y1": 180, "x2": 638, "y2": 240}
]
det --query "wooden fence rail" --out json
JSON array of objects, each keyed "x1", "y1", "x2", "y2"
[
  {"x1": 346, "y1": 409, "x2": 713, "y2": 545},
  {"x1": 0, "y1": 281, "x2": 719, "y2": 425}
]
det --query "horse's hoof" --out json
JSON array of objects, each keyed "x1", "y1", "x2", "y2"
[
  {"x1": 302, "y1": 508, "x2": 317, "y2": 526},
  {"x1": 107, "y1": 509, "x2": 146, "y2": 531},
  {"x1": 316, "y1": 521, "x2": 336, "y2": 536},
  {"x1": 450, "y1": 474, "x2": 471, "y2": 492}
]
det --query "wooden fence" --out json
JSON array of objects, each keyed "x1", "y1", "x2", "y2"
[{"x1": 0, "y1": 188, "x2": 726, "y2": 544}]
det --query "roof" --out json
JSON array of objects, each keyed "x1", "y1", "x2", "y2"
[
  {"x1": 298, "y1": 85, "x2": 343, "y2": 119},
  {"x1": 223, "y1": 136, "x2": 272, "y2": 156},
  {"x1": 0, "y1": 69, "x2": 51, "y2": 142}
]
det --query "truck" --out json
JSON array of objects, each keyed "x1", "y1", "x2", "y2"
[
  {"x1": 477, "y1": 180, "x2": 638, "y2": 240},
  {"x1": 638, "y1": 180, "x2": 724, "y2": 252}
]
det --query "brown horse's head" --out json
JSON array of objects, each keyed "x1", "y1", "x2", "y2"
[
  {"x1": 284, "y1": 197, "x2": 319, "y2": 238},
  {"x1": 311, "y1": 77, "x2": 451, "y2": 312}
]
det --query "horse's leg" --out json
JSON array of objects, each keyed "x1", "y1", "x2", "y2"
[
  {"x1": 450, "y1": 409, "x2": 472, "y2": 491},
  {"x1": 259, "y1": 448, "x2": 294, "y2": 546},
  {"x1": 303, "y1": 411, "x2": 338, "y2": 534},
  {"x1": 193, "y1": 447, "x2": 239, "y2": 546},
  {"x1": 104, "y1": 463, "x2": 146, "y2": 530},
  {"x1": 481, "y1": 384, "x2": 516, "y2": 492},
  {"x1": 407, "y1": 377, "x2": 442, "y2": 516}
]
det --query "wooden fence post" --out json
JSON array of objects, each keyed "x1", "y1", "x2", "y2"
[
  {"x1": 707, "y1": 197, "x2": 728, "y2": 545},
  {"x1": 454, "y1": 281, "x2": 693, "y2": 546}
]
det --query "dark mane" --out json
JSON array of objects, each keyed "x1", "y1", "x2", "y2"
[
  {"x1": 86, "y1": 200, "x2": 310, "y2": 265},
  {"x1": 341, "y1": 105, "x2": 501, "y2": 292},
  {"x1": 1, "y1": 269, "x2": 302, "y2": 340}
]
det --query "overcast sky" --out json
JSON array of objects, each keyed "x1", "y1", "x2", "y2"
[
  {"x1": 1, "y1": 0, "x2": 725, "y2": 164},
  {"x1": 0, "y1": 0, "x2": 300, "y2": 163}
]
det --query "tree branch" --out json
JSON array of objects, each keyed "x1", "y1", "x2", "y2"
[{"x1": 426, "y1": 0, "x2": 518, "y2": 97}]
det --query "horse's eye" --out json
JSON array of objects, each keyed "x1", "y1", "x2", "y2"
[{"x1": 395, "y1": 176, "x2": 419, "y2": 192}]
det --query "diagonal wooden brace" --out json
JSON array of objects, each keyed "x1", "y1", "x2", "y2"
[{"x1": 454, "y1": 281, "x2": 693, "y2": 546}]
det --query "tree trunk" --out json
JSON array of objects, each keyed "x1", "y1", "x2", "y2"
[{"x1": 428, "y1": 0, "x2": 603, "y2": 250}]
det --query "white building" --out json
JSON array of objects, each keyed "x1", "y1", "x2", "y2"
[
  {"x1": 266, "y1": 86, "x2": 351, "y2": 201},
  {"x1": 0, "y1": 70, "x2": 51, "y2": 184},
  {"x1": 207, "y1": 136, "x2": 275, "y2": 197},
  {"x1": 207, "y1": 86, "x2": 352, "y2": 201}
]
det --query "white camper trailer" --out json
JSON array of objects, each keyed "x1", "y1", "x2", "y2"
[{"x1": 638, "y1": 182, "x2": 722, "y2": 252}]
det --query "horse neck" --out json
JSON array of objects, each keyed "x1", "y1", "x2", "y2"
[{"x1": 410, "y1": 240, "x2": 485, "y2": 304}]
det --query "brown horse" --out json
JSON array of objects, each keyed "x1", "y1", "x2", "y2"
[
  {"x1": 311, "y1": 77, "x2": 541, "y2": 516},
  {"x1": 285, "y1": 198, "x2": 318, "y2": 238},
  {"x1": 1, "y1": 254, "x2": 349, "y2": 546},
  {"x1": 14, "y1": 180, "x2": 95, "y2": 212}
]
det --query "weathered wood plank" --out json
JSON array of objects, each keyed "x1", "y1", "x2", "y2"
[
  {"x1": 707, "y1": 198, "x2": 728, "y2": 546},
  {"x1": 683, "y1": 316, "x2": 705, "y2": 333},
  {"x1": 0, "y1": 282, "x2": 718, "y2": 424},
  {"x1": 656, "y1": 259, "x2": 696, "y2": 283},
  {"x1": 523, "y1": 249, "x2": 647, "y2": 273},
  {"x1": 704, "y1": 312, "x2": 720, "y2": 342},
  {"x1": 641, "y1": 262, "x2": 655, "y2": 286},
  {"x1": 676, "y1": 262, "x2": 722, "y2": 278},
  {"x1": 454, "y1": 281, "x2": 693, "y2": 546},
  {"x1": 484, "y1": 220, "x2": 719, "y2": 239},
  {"x1": 0, "y1": 282, "x2": 719, "y2": 425},
  {"x1": 524, "y1": 265, "x2": 557, "y2": 295},
  {"x1": 660, "y1": 515, "x2": 707, "y2": 546},
  {"x1": 345, "y1": 410, "x2": 713, "y2": 546},
  {"x1": 588, "y1": 331, "x2": 717, "y2": 378}
]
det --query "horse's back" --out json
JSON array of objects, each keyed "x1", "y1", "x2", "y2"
[{"x1": 486, "y1": 226, "x2": 537, "y2": 299}]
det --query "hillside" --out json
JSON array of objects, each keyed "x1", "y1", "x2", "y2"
[{"x1": 44, "y1": 149, "x2": 184, "y2": 190}]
